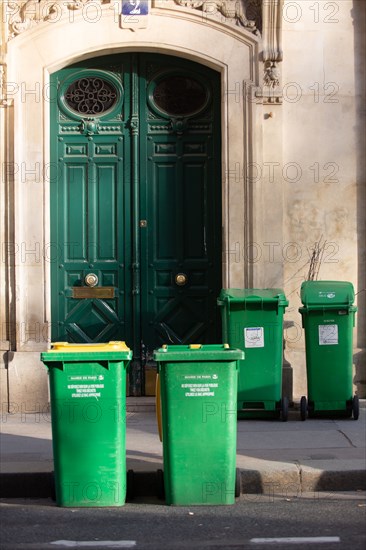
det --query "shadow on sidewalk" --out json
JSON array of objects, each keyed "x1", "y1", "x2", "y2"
[{"x1": 0, "y1": 433, "x2": 53, "y2": 463}]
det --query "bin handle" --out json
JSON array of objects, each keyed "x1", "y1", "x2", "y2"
[
  {"x1": 219, "y1": 294, "x2": 287, "y2": 314},
  {"x1": 228, "y1": 296, "x2": 264, "y2": 310},
  {"x1": 300, "y1": 305, "x2": 357, "y2": 312},
  {"x1": 155, "y1": 373, "x2": 163, "y2": 443}
]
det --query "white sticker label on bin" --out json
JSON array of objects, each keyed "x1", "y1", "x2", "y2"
[
  {"x1": 181, "y1": 374, "x2": 218, "y2": 397},
  {"x1": 319, "y1": 324, "x2": 338, "y2": 345},
  {"x1": 244, "y1": 327, "x2": 264, "y2": 348},
  {"x1": 67, "y1": 376, "x2": 105, "y2": 398},
  {"x1": 318, "y1": 291, "x2": 336, "y2": 299}
]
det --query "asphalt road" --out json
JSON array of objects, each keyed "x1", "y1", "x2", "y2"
[{"x1": 1, "y1": 493, "x2": 365, "y2": 550}]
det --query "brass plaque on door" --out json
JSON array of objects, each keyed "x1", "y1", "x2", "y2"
[{"x1": 72, "y1": 287, "x2": 115, "y2": 299}]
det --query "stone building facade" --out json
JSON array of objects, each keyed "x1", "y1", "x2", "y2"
[{"x1": 0, "y1": 0, "x2": 365, "y2": 409}]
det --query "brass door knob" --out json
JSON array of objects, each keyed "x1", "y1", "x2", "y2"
[
  {"x1": 175, "y1": 273, "x2": 187, "y2": 286},
  {"x1": 85, "y1": 273, "x2": 98, "y2": 287}
]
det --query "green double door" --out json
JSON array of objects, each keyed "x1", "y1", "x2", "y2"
[{"x1": 50, "y1": 53, "x2": 222, "y2": 391}]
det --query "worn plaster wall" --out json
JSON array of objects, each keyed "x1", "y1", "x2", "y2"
[{"x1": 280, "y1": 0, "x2": 366, "y2": 397}]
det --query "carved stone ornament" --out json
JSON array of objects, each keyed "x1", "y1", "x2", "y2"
[
  {"x1": 174, "y1": 0, "x2": 203, "y2": 7},
  {"x1": 6, "y1": 0, "x2": 106, "y2": 38},
  {"x1": 174, "y1": 0, "x2": 261, "y2": 34},
  {"x1": 263, "y1": 61, "x2": 280, "y2": 89}
]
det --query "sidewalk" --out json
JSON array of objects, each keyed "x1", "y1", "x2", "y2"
[{"x1": 0, "y1": 398, "x2": 365, "y2": 499}]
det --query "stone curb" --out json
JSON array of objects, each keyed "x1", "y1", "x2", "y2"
[
  {"x1": 1, "y1": 467, "x2": 365, "y2": 501},
  {"x1": 239, "y1": 468, "x2": 366, "y2": 495}
]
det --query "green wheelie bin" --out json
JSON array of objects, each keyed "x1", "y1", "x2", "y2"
[
  {"x1": 41, "y1": 341, "x2": 132, "y2": 507},
  {"x1": 298, "y1": 281, "x2": 359, "y2": 420},
  {"x1": 154, "y1": 344, "x2": 244, "y2": 506},
  {"x1": 218, "y1": 289, "x2": 289, "y2": 420}
]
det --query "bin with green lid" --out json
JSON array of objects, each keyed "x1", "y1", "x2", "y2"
[
  {"x1": 218, "y1": 289, "x2": 289, "y2": 420},
  {"x1": 41, "y1": 341, "x2": 132, "y2": 507},
  {"x1": 154, "y1": 344, "x2": 244, "y2": 506},
  {"x1": 298, "y1": 281, "x2": 359, "y2": 420}
]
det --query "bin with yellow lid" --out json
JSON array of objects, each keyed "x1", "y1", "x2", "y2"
[{"x1": 41, "y1": 342, "x2": 132, "y2": 507}]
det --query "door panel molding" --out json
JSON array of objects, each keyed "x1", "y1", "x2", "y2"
[
  {"x1": 51, "y1": 53, "x2": 222, "y2": 392},
  {"x1": 140, "y1": 54, "x2": 222, "y2": 358}
]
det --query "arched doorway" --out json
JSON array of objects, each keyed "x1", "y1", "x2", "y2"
[{"x1": 50, "y1": 52, "x2": 222, "y2": 393}]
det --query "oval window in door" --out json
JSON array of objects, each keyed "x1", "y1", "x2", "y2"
[
  {"x1": 64, "y1": 77, "x2": 118, "y2": 115},
  {"x1": 150, "y1": 74, "x2": 210, "y2": 118}
]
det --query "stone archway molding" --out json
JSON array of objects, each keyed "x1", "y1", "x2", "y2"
[
  {"x1": 4, "y1": 0, "x2": 284, "y2": 90},
  {"x1": 4, "y1": 0, "x2": 264, "y2": 39}
]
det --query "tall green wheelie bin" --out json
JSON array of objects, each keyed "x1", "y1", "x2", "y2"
[
  {"x1": 41, "y1": 341, "x2": 132, "y2": 507},
  {"x1": 154, "y1": 344, "x2": 244, "y2": 506},
  {"x1": 218, "y1": 289, "x2": 289, "y2": 420},
  {"x1": 299, "y1": 281, "x2": 359, "y2": 420}
]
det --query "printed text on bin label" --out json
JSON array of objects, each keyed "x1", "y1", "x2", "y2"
[
  {"x1": 67, "y1": 376, "x2": 105, "y2": 398},
  {"x1": 181, "y1": 374, "x2": 218, "y2": 397},
  {"x1": 244, "y1": 327, "x2": 264, "y2": 348},
  {"x1": 319, "y1": 324, "x2": 338, "y2": 345}
]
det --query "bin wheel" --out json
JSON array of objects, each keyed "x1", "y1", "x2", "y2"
[
  {"x1": 126, "y1": 469, "x2": 134, "y2": 500},
  {"x1": 352, "y1": 395, "x2": 360, "y2": 421},
  {"x1": 157, "y1": 469, "x2": 165, "y2": 500},
  {"x1": 235, "y1": 468, "x2": 241, "y2": 498},
  {"x1": 300, "y1": 396, "x2": 307, "y2": 421},
  {"x1": 281, "y1": 396, "x2": 289, "y2": 422}
]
